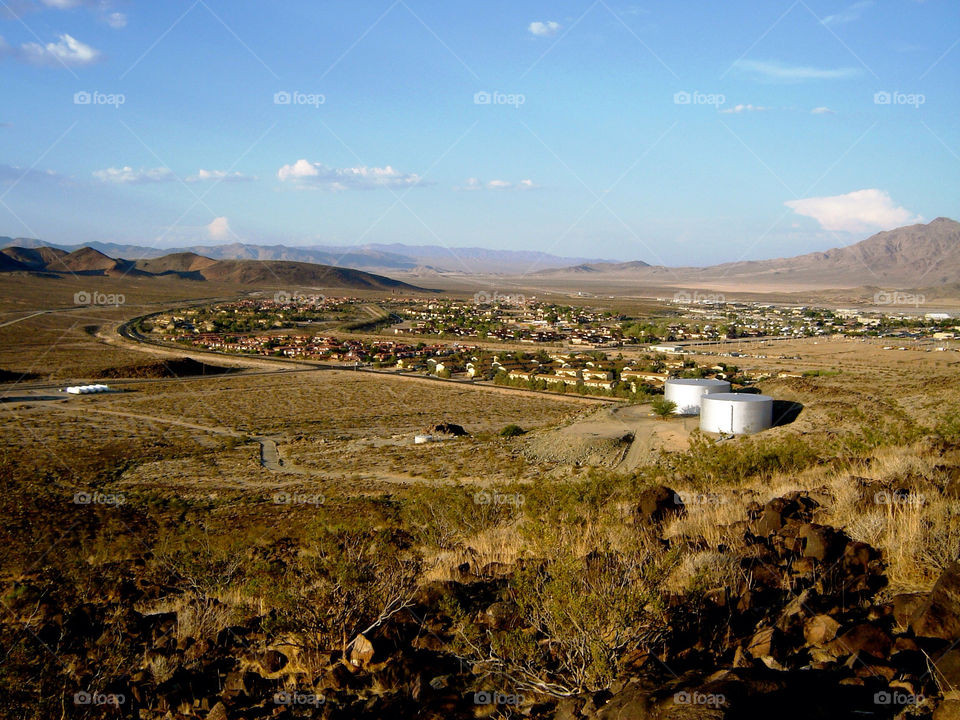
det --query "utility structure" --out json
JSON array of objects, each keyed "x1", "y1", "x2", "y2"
[
  {"x1": 664, "y1": 378, "x2": 731, "y2": 415},
  {"x1": 699, "y1": 393, "x2": 774, "y2": 434}
]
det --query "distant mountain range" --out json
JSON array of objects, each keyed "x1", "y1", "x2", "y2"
[
  {"x1": 0, "y1": 239, "x2": 612, "y2": 275},
  {"x1": 531, "y1": 218, "x2": 960, "y2": 290},
  {"x1": 3, "y1": 217, "x2": 958, "y2": 291},
  {"x1": 0, "y1": 245, "x2": 429, "y2": 292}
]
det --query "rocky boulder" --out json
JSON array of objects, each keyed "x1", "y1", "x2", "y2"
[
  {"x1": 911, "y1": 561, "x2": 960, "y2": 641},
  {"x1": 634, "y1": 486, "x2": 685, "y2": 525}
]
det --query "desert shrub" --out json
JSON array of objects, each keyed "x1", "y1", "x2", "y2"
[
  {"x1": 259, "y1": 526, "x2": 422, "y2": 655},
  {"x1": 520, "y1": 468, "x2": 622, "y2": 526},
  {"x1": 651, "y1": 397, "x2": 677, "y2": 418},
  {"x1": 665, "y1": 431, "x2": 820, "y2": 487},
  {"x1": 400, "y1": 485, "x2": 521, "y2": 550},
  {"x1": 500, "y1": 424, "x2": 526, "y2": 437},
  {"x1": 450, "y1": 543, "x2": 675, "y2": 695}
]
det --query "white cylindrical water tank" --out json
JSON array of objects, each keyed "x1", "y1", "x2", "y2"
[
  {"x1": 700, "y1": 393, "x2": 774, "y2": 435},
  {"x1": 664, "y1": 378, "x2": 731, "y2": 415}
]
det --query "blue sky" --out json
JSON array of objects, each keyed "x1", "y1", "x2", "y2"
[{"x1": 0, "y1": 0, "x2": 957, "y2": 265}]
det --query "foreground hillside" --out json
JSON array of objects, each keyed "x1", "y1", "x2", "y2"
[{"x1": 2, "y1": 338, "x2": 960, "y2": 718}]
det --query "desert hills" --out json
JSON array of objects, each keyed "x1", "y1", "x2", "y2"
[{"x1": 0, "y1": 245, "x2": 430, "y2": 292}]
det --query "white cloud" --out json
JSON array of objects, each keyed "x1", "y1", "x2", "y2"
[
  {"x1": 785, "y1": 189, "x2": 923, "y2": 233},
  {"x1": 719, "y1": 104, "x2": 769, "y2": 114},
  {"x1": 207, "y1": 216, "x2": 231, "y2": 240},
  {"x1": 823, "y1": 1, "x2": 872, "y2": 26},
  {"x1": 735, "y1": 59, "x2": 860, "y2": 81},
  {"x1": 276, "y1": 159, "x2": 425, "y2": 190},
  {"x1": 93, "y1": 166, "x2": 175, "y2": 184},
  {"x1": 455, "y1": 177, "x2": 539, "y2": 191},
  {"x1": 39, "y1": 0, "x2": 83, "y2": 7},
  {"x1": 811, "y1": 106, "x2": 836, "y2": 114},
  {"x1": 186, "y1": 169, "x2": 256, "y2": 183},
  {"x1": 19, "y1": 33, "x2": 100, "y2": 66},
  {"x1": 105, "y1": 12, "x2": 126, "y2": 28},
  {"x1": 528, "y1": 21, "x2": 561, "y2": 37}
]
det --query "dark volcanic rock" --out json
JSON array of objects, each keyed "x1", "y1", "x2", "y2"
[
  {"x1": 431, "y1": 422, "x2": 468, "y2": 436},
  {"x1": 827, "y1": 623, "x2": 892, "y2": 660},
  {"x1": 911, "y1": 561, "x2": 960, "y2": 641},
  {"x1": 634, "y1": 486, "x2": 685, "y2": 525},
  {"x1": 799, "y1": 523, "x2": 847, "y2": 562},
  {"x1": 893, "y1": 592, "x2": 927, "y2": 629}
]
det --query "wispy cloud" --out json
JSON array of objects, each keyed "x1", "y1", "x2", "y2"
[
  {"x1": 186, "y1": 169, "x2": 256, "y2": 183},
  {"x1": 811, "y1": 106, "x2": 836, "y2": 114},
  {"x1": 105, "y1": 11, "x2": 127, "y2": 29},
  {"x1": 4, "y1": 33, "x2": 101, "y2": 67},
  {"x1": 719, "y1": 104, "x2": 770, "y2": 114},
  {"x1": 785, "y1": 189, "x2": 922, "y2": 233},
  {"x1": 735, "y1": 59, "x2": 861, "y2": 81},
  {"x1": 276, "y1": 159, "x2": 426, "y2": 191},
  {"x1": 456, "y1": 177, "x2": 539, "y2": 191},
  {"x1": 0, "y1": 164, "x2": 68, "y2": 186},
  {"x1": 528, "y1": 21, "x2": 561, "y2": 37},
  {"x1": 93, "y1": 166, "x2": 175, "y2": 184},
  {"x1": 823, "y1": 0, "x2": 873, "y2": 26}
]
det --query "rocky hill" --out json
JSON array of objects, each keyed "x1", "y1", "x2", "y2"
[
  {"x1": 0, "y1": 245, "x2": 431, "y2": 291},
  {"x1": 530, "y1": 218, "x2": 960, "y2": 290}
]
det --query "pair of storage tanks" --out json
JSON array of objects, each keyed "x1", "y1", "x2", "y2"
[{"x1": 664, "y1": 378, "x2": 773, "y2": 435}]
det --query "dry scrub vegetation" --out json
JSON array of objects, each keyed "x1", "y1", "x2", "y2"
[{"x1": 3, "y1": 331, "x2": 960, "y2": 717}]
